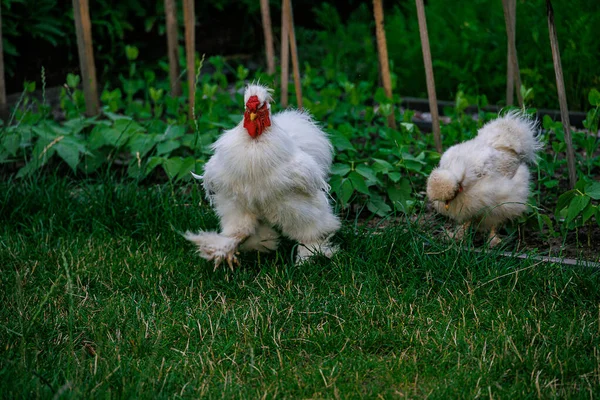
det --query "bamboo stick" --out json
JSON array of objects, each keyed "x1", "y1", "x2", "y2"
[
  {"x1": 260, "y1": 0, "x2": 275, "y2": 75},
  {"x1": 164, "y1": 0, "x2": 181, "y2": 97},
  {"x1": 285, "y1": 0, "x2": 302, "y2": 109},
  {"x1": 415, "y1": 0, "x2": 441, "y2": 153},
  {"x1": 182, "y1": 0, "x2": 195, "y2": 120},
  {"x1": 546, "y1": 0, "x2": 577, "y2": 188},
  {"x1": 72, "y1": 0, "x2": 99, "y2": 116},
  {"x1": 0, "y1": 4, "x2": 7, "y2": 120},
  {"x1": 502, "y1": 0, "x2": 523, "y2": 107},
  {"x1": 280, "y1": 0, "x2": 290, "y2": 108},
  {"x1": 372, "y1": 0, "x2": 396, "y2": 129},
  {"x1": 504, "y1": 0, "x2": 515, "y2": 106}
]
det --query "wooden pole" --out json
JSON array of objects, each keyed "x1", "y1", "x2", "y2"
[
  {"x1": 502, "y1": 0, "x2": 523, "y2": 107},
  {"x1": 546, "y1": 0, "x2": 577, "y2": 188},
  {"x1": 280, "y1": 0, "x2": 290, "y2": 108},
  {"x1": 183, "y1": 0, "x2": 195, "y2": 120},
  {"x1": 260, "y1": 0, "x2": 275, "y2": 75},
  {"x1": 0, "y1": 4, "x2": 7, "y2": 120},
  {"x1": 285, "y1": 0, "x2": 302, "y2": 109},
  {"x1": 415, "y1": 0, "x2": 441, "y2": 153},
  {"x1": 504, "y1": 0, "x2": 515, "y2": 106},
  {"x1": 372, "y1": 0, "x2": 396, "y2": 129},
  {"x1": 164, "y1": 0, "x2": 181, "y2": 97},
  {"x1": 72, "y1": 0, "x2": 99, "y2": 116}
]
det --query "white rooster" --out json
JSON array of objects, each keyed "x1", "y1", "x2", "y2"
[
  {"x1": 426, "y1": 111, "x2": 541, "y2": 246},
  {"x1": 185, "y1": 84, "x2": 340, "y2": 269}
]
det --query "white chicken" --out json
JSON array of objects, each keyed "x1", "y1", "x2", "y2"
[
  {"x1": 185, "y1": 84, "x2": 340, "y2": 269},
  {"x1": 426, "y1": 111, "x2": 541, "y2": 246}
]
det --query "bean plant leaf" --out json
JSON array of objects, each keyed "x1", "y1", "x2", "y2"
[
  {"x1": 585, "y1": 182, "x2": 600, "y2": 200},
  {"x1": 2, "y1": 134, "x2": 20, "y2": 156},
  {"x1": 566, "y1": 195, "x2": 590, "y2": 224},
  {"x1": 355, "y1": 164, "x2": 378, "y2": 183},
  {"x1": 330, "y1": 163, "x2": 351, "y2": 177},
  {"x1": 176, "y1": 157, "x2": 197, "y2": 180},
  {"x1": 589, "y1": 88, "x2": 600, "y2": 107},
  {"x1": 555, "y1": 189, "x2": 577, "y2": 214},
  {"x1": 582, "y1": 203, "x2": 597, "y2": 224},
  {"x1": 349, "y1": 171, "x2": 370, "y2": 195},
  {"x1": 388, "y1": 172, "x2": 402, "y2": 183},
  {"x1": 330, "y1": 133, "x2": 356, "y2": 152},
  {"x1": 339, "y1": 178, "x2": 353, "y2": 205},
  {"x1": 55, "y1": 142, "x2": 80, "y2": 172},
  {"x1": 372, "y1": 158, "x2": 393, "y2": 174},
  {"x1": 367, "y1": 194, "x2": 392, "y2": 216},
  {"x1": 162, "y1": 157, "x2": 184, "y2": 179},
  {"x1": 156, "y1": 140, "x2": 180, "y2": 156}
]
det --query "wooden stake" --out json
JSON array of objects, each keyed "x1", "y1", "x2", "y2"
[
  {"x1": 260, "y1": 0, "x2": 275, "y2": 75},
  {"x1": 546, "y1": 0, "x2": 577, "y2": 188},
  {"x1": 183, "y1": 0, "x2": 195, "y2": 120},
  {"x1": 0, "y1": 4, "x2": 7, "y2": 120},
  {"x1": 372, "y1": 0, "x2": 396, "y2": 129},
  {"x1": 164, "y1": 0, "x2": 181, "y2": 97},
  {"x1": 502, "y1": 0, "x2": 523, "y2": 107},
  {"x1": 280, "y1": 0, "x2": 290, "y2": 108},
  {"x1": 415, "y1": 0, "x2": 441, "y2": 153},
  {"x1": 72, "y1": 0, "x2": 99, "y2": 116},
  {"x1": 285, "y1": 0, "x2": 302, "y2": 109},
  {"x1": 504, "y1": 0, "x2": 515, "y2": 106}
]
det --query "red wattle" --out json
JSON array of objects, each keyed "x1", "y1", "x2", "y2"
[{"x1": 243, "y1": 107, "x2": 271, "y2": 138}]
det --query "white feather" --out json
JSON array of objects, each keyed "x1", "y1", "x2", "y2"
[
  {"x1": 187, "y1": 84, "x2": 340, "y2": 264},
  {"x1": 427, "y1": 111, "x2": 540, "y2": 231}
]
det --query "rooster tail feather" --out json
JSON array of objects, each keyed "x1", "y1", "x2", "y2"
[{"x1": 477, "y1": 110, "x2": 542, "y2": 164}]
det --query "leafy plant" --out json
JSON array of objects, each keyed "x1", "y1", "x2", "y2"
[{"x1": 555, "y1": 180, "x2": 600, "y2": 246}]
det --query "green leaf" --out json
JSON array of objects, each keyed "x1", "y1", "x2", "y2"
[
  {"x1": 555, "y1": 189, "x2": 577, "y2": 214},
  {"x1": 367, "y1": 195, "x2": 392, "y2": 217},
  {"x1": 585, "y1": 182, "x2": 600, "y2": 200},
  {"x1": 330, "y1": 163, "x2": 351, "y2": 177},
  {"x1": 176, "y1": 157, "x2": 197, "y2": 180},
  {"x1": 400, "y1": 122, "x2": 415, "y2": 133},
  {"x1": 55, "y1": 142, "x2": 80, "y2": 172},
  {"x1": 388, "y1": 178, "x2": 413, "y2": 212},
  {"x1": 566, "y1": 195, "x2": 590, "y2": 224},
  {"x1": 355, "y1": 164, "x2": 378, "y2": 183},
  {"x1": 330, "y1": 133, "x2": 356, "y2": 152},
  {"x1": 388, "y1": 172, "x2": 402, "y2": 183},
  {"x1": 348, "y1": 171, "x2": 370, "y2": 195},
  {"x1": 161, "y1": 125, "x2": 186, "y2": 141},
  {"x1": 372, "y1": 158, "x2": 393, "y2": 174},
  {"x1": 156, "y1": 140, "x2": 181, "y2": 156},
  {"x1": 2, "y1": 133, "x2": 20, "y2": 156},
  {"x1": 162, "y1": 157, "x2": 184, "y2": 179},
  {"x1": 128, "y1": 133, "x2": 157, "y2": 157},
  {"x1": 339, "y1": 178, "x2": 353, "y2": 206},
  {"x1": 589, "y1": 88, "x2": 600, "y2": 107},
  {"x1": 66, "y1": 73, "x2": 80, "y2": 89},
  {"x1": 582, "y1": 203, "x2": 596, "y2": 224}
]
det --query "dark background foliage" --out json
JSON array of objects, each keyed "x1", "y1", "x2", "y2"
[{"x1": 2, "y1": 0, "x2": 599, "y2": 110}]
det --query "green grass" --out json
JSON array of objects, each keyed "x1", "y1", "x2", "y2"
[{"x1": 1, "y1": 177, "x2": 599, "y2": 398}]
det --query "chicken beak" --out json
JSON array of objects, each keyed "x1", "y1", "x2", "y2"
[
  {"x1": 445, "y1": 201, "x2": 450, "y2": 210},
  {"x1": 250, "y1": 112, "x2": 257, "y2": 121}
]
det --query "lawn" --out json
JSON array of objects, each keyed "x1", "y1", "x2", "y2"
[{"x1": 1, "y1": 177, "x2": 599, "y2": 398}]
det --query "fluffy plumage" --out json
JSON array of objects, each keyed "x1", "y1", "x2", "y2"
[
  {"x1": 426, "y1": 111, "x2": 541, "y2": 246},
  {"x1": 186, "y1": 84, "x2": 340, "y2": 268}
]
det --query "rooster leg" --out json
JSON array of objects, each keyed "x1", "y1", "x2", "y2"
[
  {"x1": 488, "y1": 226, "x2": 502, "y2": 248},
  {"x1": 296, "y1": 235, "x2": 338, "y2": 264},
  {"x1": 448, "y1": 221, "x2": 470, "y2": 241}
]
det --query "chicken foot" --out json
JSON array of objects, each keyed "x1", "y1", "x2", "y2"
[
  {"x1": 447, "y1": 221, "x2": 471, "y2": 241},
  {"x1": 488, "y1": 226, "x2": 502, "y2": 248},
  {"x1": 184, "y1": 231, "x2": 245, "y2": 271}
]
